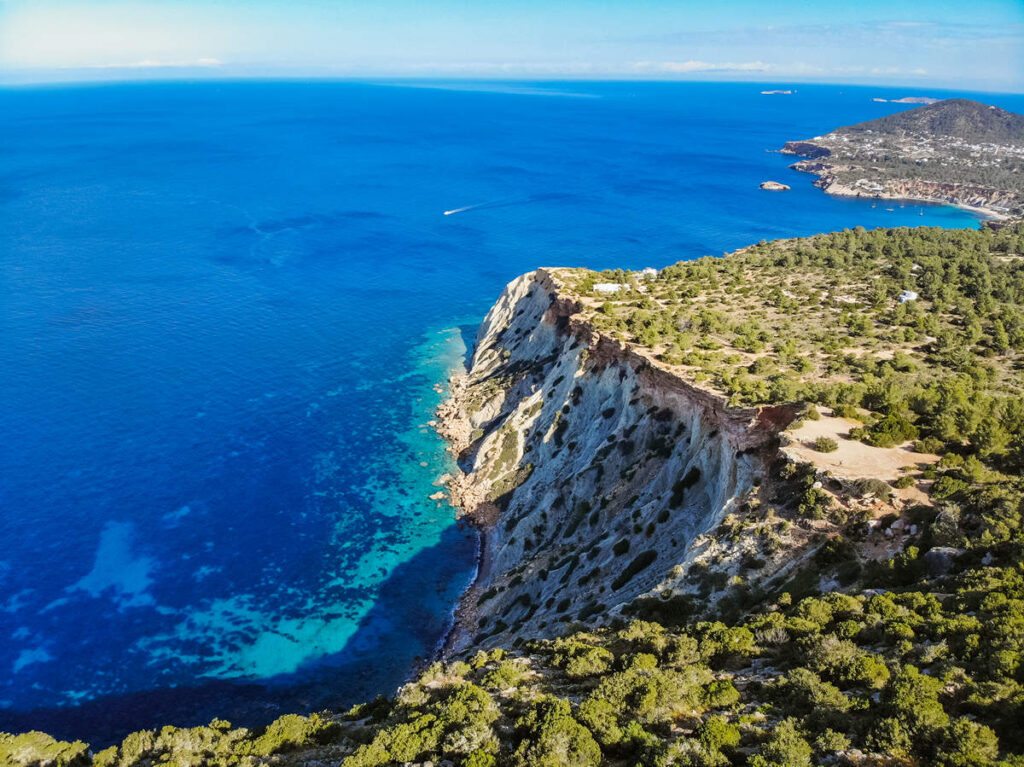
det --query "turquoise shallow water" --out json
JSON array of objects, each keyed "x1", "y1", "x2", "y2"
[{"x1": 0, "y1": 80, "x2": 1019, "y2": 744}]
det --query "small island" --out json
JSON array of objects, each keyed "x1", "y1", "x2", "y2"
[
  {"x1": 782, "y1": 98, "x2": 1024, "y2": 220},
  {"x1": 759, "y1": 180, "x2": 790, "y2": 191}
]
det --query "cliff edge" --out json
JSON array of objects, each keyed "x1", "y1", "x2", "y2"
[{"x1": 437, "y1": 268, "x2": 798, "y2": 653}]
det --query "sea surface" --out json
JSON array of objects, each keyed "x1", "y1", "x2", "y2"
[{"x1": 2, "y1": 80, "x2": 1021, "y2": 745}]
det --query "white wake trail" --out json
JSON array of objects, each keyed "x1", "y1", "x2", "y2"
[{"x1": 442, "y1": 197, "x2": 520, "y2": 216}]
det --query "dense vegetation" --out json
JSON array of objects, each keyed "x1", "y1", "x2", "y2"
[
  {"x1": 573, "y1": 223, "x2": 1024, "y2": 562},
  {"x1": 6, "y1": 225, "x2": 1024, "y2": 766},
  {"x1": 577, "y1": 224, "x2": 1024, "y2": 500}
]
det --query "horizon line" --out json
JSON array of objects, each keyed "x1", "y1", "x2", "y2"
[{"x1": 2, "y1": 73, "x2": 1022, "y2": 96}]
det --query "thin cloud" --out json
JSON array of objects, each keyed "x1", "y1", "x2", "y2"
[
  {"x1": 630, "y1": 20, "x2": 1024, "y2": 46},
  {"x1": 68, "y1": 57, "x2": 222, "y2": 70},
  {"x1": 632, "y1": 60, "x2": 769, "y2": 73}
]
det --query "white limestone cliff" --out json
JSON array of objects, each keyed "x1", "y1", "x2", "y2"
[{"x1": 437, "y1": 269, "x2": 797, "y2": 653}]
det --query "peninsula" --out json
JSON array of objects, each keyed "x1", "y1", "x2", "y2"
[
  {"x1": 782, "y1": 98, "x2": 1024, "y2": 220},
  {"x1": 9, "y1": 222, "x2": 1024, "y2": 766}
]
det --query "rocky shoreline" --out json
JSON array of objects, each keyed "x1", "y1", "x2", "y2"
[
  {"x1": 783, "y1": 143, "x2": 1013, "y2": 221},
  {"x1": 821, "y1": 181, "x2": 1012, "y2": 222},
  {"x1": 432, "y1": 371, "x2": 498, "y2": 659}
]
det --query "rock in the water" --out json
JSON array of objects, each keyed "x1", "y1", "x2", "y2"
[{"x1": 760, "y1": 181, "x2": 791, "y2": 191}]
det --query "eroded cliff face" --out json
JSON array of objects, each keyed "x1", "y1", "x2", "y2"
[{"x1": 438, "y1": 269, "x2": 794, "y2": 653}]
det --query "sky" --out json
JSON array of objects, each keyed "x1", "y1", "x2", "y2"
[{"x1": 1, "y1": 0, "x2": 1022, "y2": 91}]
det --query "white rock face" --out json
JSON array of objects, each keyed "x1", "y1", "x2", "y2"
[{"x1": 440, "y1": 269, "x2": 792, "y2": 652}]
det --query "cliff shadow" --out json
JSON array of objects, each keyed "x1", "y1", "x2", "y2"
[
  {"x1": 0, "y1": 522, "x2": 478, "y2": 749},
  {"x1": 455, "y1": 323, "x2": 479, "y2": 368}
]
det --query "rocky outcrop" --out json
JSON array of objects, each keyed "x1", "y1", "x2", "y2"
[
  {"x1": 437, "y1": 270, "x2": 795, "y2": 653},
  {"x1": 780, "y1": 141, "x2": 830, "y2": 159},
  {"x1": 759, "y1": 181, "x2": 790, "y2": 191}
]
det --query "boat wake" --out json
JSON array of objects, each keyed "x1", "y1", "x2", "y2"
[{"x1": 443, "y1": 193, "x2": 574, "y2": 216}]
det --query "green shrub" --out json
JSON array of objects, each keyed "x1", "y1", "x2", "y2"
[
  {"x1": 697, "y1": 715, "x2": 740, "y2": 751},
  {"x1": 0, "y1": 732, "x2": 90, "y2": 767},
  {"x1": 812, "y1": 436, "x2": 839, "y2": 453},
  {"x1": 851, "y1": 477, "x2": 893, "y2": 501},
  {"x1": 511, "y1": 697, "x2": 601, "y2": 767},
  {"x1": 751, "y1": 717, "x2": 812, "y2": 767},
  {"x1": 482, "y1": 660, "x2": 525, "y2": 690},
  {"x1": 940, "y1": 717, "x2": 1000, "y2": 767},
  {"x1": 702, "y1": 679, "x2": 741, "y2": 709},
  {"x1": 551, "y1": 640, "x2": 614, "y2": 679},
  {"x1": 832, "y1": 404, "x2": 861, "y2": 420},
  {"x1": 815, "y1": 729, "x2": 851, "y2": 754},
  {"x1": 250, "y1": 714, "x2": 339, "y2": 756},
  {"x1": 860, "y1": 413, "x2": 918, "y2": 448}
]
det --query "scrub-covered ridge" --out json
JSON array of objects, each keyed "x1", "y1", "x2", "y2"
[{"x1": 7, "y1": 223, "x2": 1024, "y2": 766}]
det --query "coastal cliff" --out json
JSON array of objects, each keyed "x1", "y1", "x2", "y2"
[
  {"x1": 437, "y1": 269, "x2": 796, "y2": 653},
  {"x1": 9, "y1": 223, "x2": 1024, "y2": 766}
]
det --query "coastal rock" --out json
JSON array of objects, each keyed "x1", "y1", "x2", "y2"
[
  {"x1": 924, "y1": 546, "x2": 962, "y2": 576},
  {"x1": 780, "y1": 141, "x2": 831, "y2": 158},
  {"x1": 759, "y1": 181, "x2": 790, "y2": 191}
]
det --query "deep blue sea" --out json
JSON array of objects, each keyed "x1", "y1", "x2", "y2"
[{"x1": 2, "y1": 80, "x2": 1022, "y2": 745}]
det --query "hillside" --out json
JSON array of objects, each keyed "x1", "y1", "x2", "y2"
[
  {"x1": 6, "y1": 223, "x2": 1024, "y2": 767},
  {"x1": 837, "y1": 99, "x2": 1024, "y2": 144},
  {"x1": 782, "y1": 99, "x2": 1024, "y2": 218}
]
